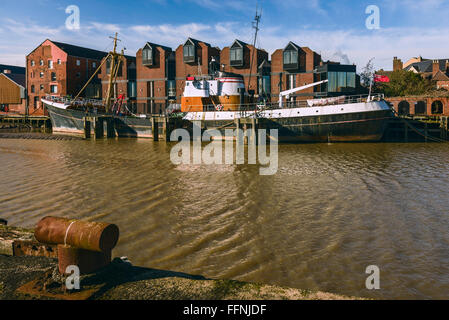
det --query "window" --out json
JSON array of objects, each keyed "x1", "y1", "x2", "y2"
[
  {"x1": 39, "y1": 72, "x2": 44, "y2": 78},
  {"x1": 31, "y1": 85, "x2": 35, "y2": 93},
  {"x1": 230, "y1": 47, "x2": 244, "y2": 67},
  {"x1": 40, "y1": 85, "x2": 44, "y2": 91},
  {"x1": 328, "y1": 72, "x2": 338, "y2": 92},
  {"x1": 283, "y1": 50, "x2": 298, "y2": 69},
  {"x1": 57, "y1": 59, "x2": 62, "y2": 65},
  {"x1": 51, "y1": 72, "x2": 56, "y2": 81},
  {"x1": 39, "y1": 60, "x2": 44, "y2": 66},
  {"x1": 48, "y1": 60, "x2": 53, "y2": 69},
  {"x1": 167, "y1": 80, "x2": 176, "y2": 97},
  {"x1": 346, "y1": 72, "x2": 356, "y2": 89},
  {"x1": 92, "y1": 62, "x2": 97, "y2": 69},
  {"x1": 142, "y1": 47, "x2": 153, "y2": 66},
  {"x1": 128, "y1": 81, "x2": 137, "y2": 98},
  {"x1": 327, "y1": 71, "x2": 355, "y2": 92},
  {"x1": 183, "y1": 44, "x2": 195, "y2": 63},
  {"x1": 431, "y1": 100, "x2": 443, "y2": 114},
  {"x1": 76, "y1": 60, "x2": 81, "y2": 66},
  {"x1": 76, "y1": 72, "x2": 81, "y2": 78},
  {"x1": 50, "y1": 85, "x2": 58, "y2": 94},
  {"x1": 31, "y1": 60, "x2": 35, "y2": 67},
  {"x1": 287, "y1": 74, "x2": 296, "y2": 90}
]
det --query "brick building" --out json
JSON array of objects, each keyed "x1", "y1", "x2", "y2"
[
  {"x1": 393, "y1": 56, "x2": 449, "y2": 91},
  {"x1": 0, "y1": 65, "x2": 26, "y2": 115},
  {"x1": 271, "y1": 42, "x2": 357, "y2": 104},
  {"x1": 220, "y1": 40, "x2": 270, "y2": 99},
  {"x1": 98, "y1": 54, "x2": 136, "y2": 111},
  {"x1": 27, "y1": 39, "x2": 107, "y2": 115},
  {"x1": 135, "y1": 42, "x2": 175, "y2": 114},
  {"x1": 175, "y1": 38, "x2": 220, "y2": 102}
]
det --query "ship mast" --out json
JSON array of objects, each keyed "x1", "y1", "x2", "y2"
[
  {"x1": 247, "y1": 4, "x2": 262, "y2": 93},
  {"x1": 105, "y1": 33, "x2": 122, "y2": 113}
]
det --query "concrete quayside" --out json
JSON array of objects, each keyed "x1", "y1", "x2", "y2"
[{"x1": 0, "y1": 220, "x2": 359, "y2": 300}]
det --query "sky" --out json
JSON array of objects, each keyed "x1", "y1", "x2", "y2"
[{"x1": 1, "y1": 0, "x2": 449, "y2": 72}]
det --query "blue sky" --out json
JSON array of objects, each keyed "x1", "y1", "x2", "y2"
[{"x1": 1, "y1": 0, "x2": 449, "y2": 71}]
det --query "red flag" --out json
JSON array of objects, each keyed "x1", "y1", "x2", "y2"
[{"x1": 374, "y1": 74, "x2": 390, "y2": 83}]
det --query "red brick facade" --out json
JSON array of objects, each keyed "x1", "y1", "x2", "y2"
[
  {"x1": 388, "y1": 96, "x2": 449, "y2": 116},
  {"x1": 271, "y1": 43, "x2": 322, "y2": 103},
  {"x1": 220, "y1": 40, "x2": 269, "y2": 96},
  {"x1": 136, "y1": 43, "x2": 175, "y2": 113},
  {"x1": 175, "y1": 38, "x2": 220, "y2": 102},
  {"x1": 27, "y1": 39, "x2": 106, "y2": 115}
]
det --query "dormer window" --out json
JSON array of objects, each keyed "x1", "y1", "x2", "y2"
[
  {"x1": 283, "y1": 42, "x2": 300, "y2": 70},
  {"x1": 230, "y1": 41, "x2": 244, "y2": 67},
  {"x1": 142, "y1": 45, "x2": 153, "y2": 66},
  {"x1": 183, "y1": 39, "x2": 196, "y2": 63}
]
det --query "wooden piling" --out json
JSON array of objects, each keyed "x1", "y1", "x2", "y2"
[
  {"x1": 95, "y1": 118, "x2": 104, "y2": 139},
  {"x1": 151, "y1": 117, "x2": 159, "y2": 141},
  {"x1": 83, "y1": 118, "x2": 91, "y2": 139}
]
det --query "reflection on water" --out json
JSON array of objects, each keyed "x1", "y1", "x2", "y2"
[{"x1": 1, "y1": 138, "x2": 449, "y2": 299}]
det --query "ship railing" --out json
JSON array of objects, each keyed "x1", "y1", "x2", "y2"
[
  {"x1": 179, "y1": 93, "x2": 385, "y2": 114},
  {"x1": 44, "y1": 95, "x2": 105, "y2": 107}
]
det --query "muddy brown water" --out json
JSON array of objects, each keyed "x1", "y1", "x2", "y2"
[{"x1": 1, "y1": 138, "x2": 448, "y2": 299}]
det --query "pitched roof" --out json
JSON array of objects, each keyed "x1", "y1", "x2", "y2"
[
  {"x1": 143, "y1": 42, "x2": 172, "y2": 52},
  {"x1": 0, "y1": 73, "x2": 25, "y2": 88},
  {"x1": 405, "y1": 59, "x2": 449, "y2": 73},
  {"x1": 284, "y1": 42, "x2": 300, "y2": 51},
  {"x1": 432, "y1": 70, "x2": 449, "y2": 81},
  {"x1": 0, "y1": 64, "x2": 25, "y2": 75},
  {"x1": 184, "y1": 38, "x2": 212, "y2": 47},
  {"x1": 52, "y1": 41, "x2": 108, "y2": 60}
]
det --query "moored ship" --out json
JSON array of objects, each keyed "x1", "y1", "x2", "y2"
[{"x1": 180, "y1": 75, "x2": 393, "y2": 142}]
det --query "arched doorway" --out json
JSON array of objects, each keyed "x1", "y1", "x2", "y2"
[
  {"x1": 398, "y1": 101, "x2": 410, "y2": 115},
  {"x1": 415, "y1": 101, "x2": 426, "y2": 115},
  {"x1": 431, "y1": 100, "x2": 443, "y2": 114}
]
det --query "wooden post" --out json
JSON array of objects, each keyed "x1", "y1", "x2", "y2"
[
  {"x1": 152, "y1": 117, "x2": 159, "y2": 141},
  {"x1": 106, "y1": 118, "x2": 115, "y2": 138},
  {"x1": 95, "y1": 118, "x2": 104, "y2": 139},
  {"x1": 84, "y1": 118, "x2": 91, "y2": 139}
]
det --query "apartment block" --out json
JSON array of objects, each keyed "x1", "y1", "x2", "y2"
[
  {"x1": 175, "y1": 38, "x2": 220, "y2": 101},
  {"x1": 220, "y1": 40, "x2": 270, "y2": 98},
  {"x1": 136, "y1": 42, "x2": 175, "y2": 114}
]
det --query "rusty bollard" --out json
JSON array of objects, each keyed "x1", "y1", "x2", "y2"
[{"x1": 34, "y1": 217, "x2": 119, "y2": 275}]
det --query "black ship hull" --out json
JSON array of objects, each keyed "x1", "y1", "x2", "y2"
[{"x1": 44, "y1": 103, "x2": 153, "y2": 138}]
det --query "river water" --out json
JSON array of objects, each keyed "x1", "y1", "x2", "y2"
[{"x1": 1, "y1": 138, "x2": 448, "y2": 299}]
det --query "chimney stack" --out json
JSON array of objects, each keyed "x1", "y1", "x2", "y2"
[
  {"x1": 393, "y1": 57, "x2": 403, "y2": 71},
  {"x1": 433, "y1": 60, "x2": 440, "y2": 76}
]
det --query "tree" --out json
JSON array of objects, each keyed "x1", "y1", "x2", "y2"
[
  {"x1": 360, "y1": 58, "x2": 375, "y2": 88},
  {"x1": 376, "y1": 70, "x2": 435, "y2": 97}
]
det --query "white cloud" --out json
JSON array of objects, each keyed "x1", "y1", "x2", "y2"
[{"x1": 1, "y1": 17, "x2": 449, "y2": 73}]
